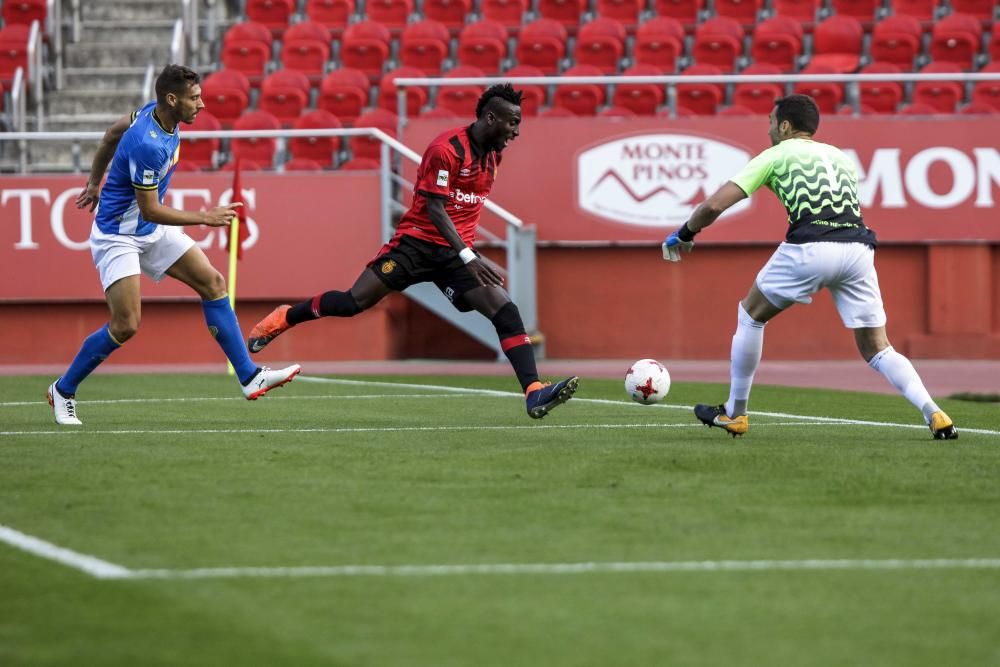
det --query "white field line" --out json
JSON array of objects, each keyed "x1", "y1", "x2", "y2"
[
  {"x1": 3, "y1": 522, "x2": 999, "y2": 581},
  {"x1": 0, "y1": 394, "x2": 464, "y2": 407},
  {"x1": 3, "y1": 375, "x2": 998, "y2": 437},
  {"x1": 0, "y1": 524, "x2": 132, "y2": 579}
]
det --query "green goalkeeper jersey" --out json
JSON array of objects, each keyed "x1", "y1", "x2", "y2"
[{"x1": 729, "y1": 137, "x2": 876, "y2": 247}]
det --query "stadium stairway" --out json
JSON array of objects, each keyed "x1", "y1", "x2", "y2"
[{"x1": 30, "y1": 0, "x2": 182, "y2": 172}]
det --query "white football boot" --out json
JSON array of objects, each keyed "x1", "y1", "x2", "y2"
[
  {"x1": 47, "y1": 381, "x2": 83, "y2": 425},
  {"x1": 241, "y1": 364, "x2": 302, "y2": 400}
]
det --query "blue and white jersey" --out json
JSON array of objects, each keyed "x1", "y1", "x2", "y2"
[{"x1": 95, "y1": 101, "x2": 181, "y2": 236}]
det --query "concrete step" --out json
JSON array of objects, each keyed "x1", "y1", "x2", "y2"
[
  {"x1": 64, "y1": 42, "x2": 171, "y2": 69},
  {"x1": 81, "y1": 20, "x2": 178, "y2": 45},
  {"x1": 82, "y1": 0, "x2": 182, "y2": 22},
  {"x1": 47, "y1": 88, "x2": 145, "y2": 116},
  {"x1": 60, "y1": 66, "x2": 150, "y2": 92},
  {"x1": 44, "y1": 113, "x2": 123, "y2": 133}
]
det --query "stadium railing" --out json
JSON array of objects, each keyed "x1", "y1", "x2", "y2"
[
  {"x1": 392, "y1": 72, "x2": 1000, "y2": 134},
  {"x1": 0, "y1": 126, "x2": 537, "y2": 357}
]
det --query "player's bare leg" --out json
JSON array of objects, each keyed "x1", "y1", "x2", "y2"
[
  {"x1": 168, "y1": 246, "x2": 300, "y2": 398},
  {"x1": 464, "y1": 285, "x2": 579, "y2": 419},
  {"x1": 856, "y1": 326, "x2": 957, "y2": 439},
  {"x1": 695, "y1": 283, "x2": 783, "y2": 437}
]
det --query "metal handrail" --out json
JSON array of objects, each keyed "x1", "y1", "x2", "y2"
[
  {"x1": 48, "y1": 0, "x2": 64, "y2": 89},
  {"x1": 181, "y1": 0, "x2": 199, "y2": 66},
  {"x1": 170, "y1": 19, "x2": 185, "y2": 64},
  {"x1": 141, "y1": 63, "x2": 155, "y2": 102},
  {"x1": 71, "y1": 0, "x2": 81, "y2": 43},
  {"x1": 26, "y1": 20, "x2": 44, "y2": 131}
]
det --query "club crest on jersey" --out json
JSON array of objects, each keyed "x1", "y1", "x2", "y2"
[
  {"x1": 436, "y1": 169, "x2": 449, "y2": 187},
  {"x1": 149, "y1": 130, "x2": 157, "y2": 139},
  {"x1": 381, "y1": 259, "x2": 397, "y2": 274}
]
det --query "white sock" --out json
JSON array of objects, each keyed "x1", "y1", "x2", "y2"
[
  {"x1": 867, "y1": 346, "x2": 940, "y2": 421},
  {"x1": 726, "y1": 303, "x2": 765, "y2": 417}
]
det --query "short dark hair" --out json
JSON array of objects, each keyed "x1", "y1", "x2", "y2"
[
  {"x1": 155, "y1": 64, "x2": 200, "y2": 104},
  {"x1": 475, "y1": 83, "x2": 523, "y2": 118},
  {"x1": 774, "y1": 94, "x2": 820, "y2": 134}
]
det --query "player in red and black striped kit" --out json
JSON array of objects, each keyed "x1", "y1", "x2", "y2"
[{"x1": 248, "y1": 84, "x2": 578, "y2": 419}]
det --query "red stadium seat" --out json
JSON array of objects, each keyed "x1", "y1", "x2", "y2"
[
  {"x1": 831, "y1": 0, "x2": 880, "y2": 28},
  {"x1": 676, "y1": 63, "x2": 724, "y2": 115},
  {"x1": 340, "y1": 157, "x2": 381, "y2": 170},
  {"x1": 280, "y1": 21, "x2": 332, "y2": 82},
  {"x1": 899, "y1": 101, "x2": 940, "y2": 115},
  {"x1": 870, "y1": 15, "x2": 923, "y2": 69},
  {"x1": 289, "y1": 109, "x2": 343, "y2": 165},
  {"x1": 259, "y1": 69, "x2": 311, "y2": 125},
  {"x1": 772, "y1": 0, "x2": 820, "y2": 25},
  {"x1": 340, "y1": 20, "x2": 392, "y2": 79},
  {"x1": 420, "y1": 106, "x2": 462, "y2": 119},
  {"x1": 0, "y1": 25, "x2": 30, "y2": 87},
  {"x1": 231, "y1": 110, "x2": 282, "y2": 165},
  {"x1": 750, "y1": 16, "x2": 804, "y2": 72},
  {"x1": 714, "y1": 0, "x2": 764, "y2": 29},
  {"x1": 284, "y1": 157, "x2": 325, "y2": 171},
  {"x1": 305, "y1": 0, "x2": 355, "y2": 33},
  {"x1": 220, "y1": 22, "x2": 273, "y2": 84},
  {"x1": 718, "y1": 104, "x2": 755, "y2": 115},
  {"x1": 350, "y1": 108, "x2": 398, "y2": 161},
  {"x1": 652, "y1": 0, "x2": 701, "y2": 31},
  {"x1": 246, "y1": 0, "x2": 295, "y2": 34},
  {"x1": 318, "y1": 68, "x2": 370, "y2": 125},
  {"x1": 436, "y1": 66, "x2": 486, "y2": 117},
  {"x1": 971, "y1": 63, "x2": 1000, "y2": 111},
  {"x1": 889, "y1": 0, "x2": 936, "y2": 23},
  {"x1": 537, "y1": 0, "x2": 588, "y2": 34},
  {"x1": 540, "y1": 104, "x2": 577, "y2": 117},
  {"x1": 913, "y1": 62, "x2": 963, "y2": 113},
  {"x1": 400, "y1": 20, "x2": 451, "y2": 75},
  {"x1": 504, "y1": 65, "x2": 546, "y2": 115},
  {"x1": 634, "y1": 17, "x2": 684, "y2": 72},
  {"x1": 424, "y1": 0, "x2": 473, "y2": 32},
  {"x1": 551, "y1": 64, "x2": 606, "y2": 115},
  {"x1": 2, "y1": 0, "x2": 46, "y2": 26},
  {"x1": 811, "y1": 15, "x2": 863, "y2": 73},
  {"x1": 379, "y1": 66, "x2": 430, "y2": 116},
  {"x1": 692, "y1": 16, "x2": 743, "y2": 71},
  {"x1": 793, "y1": 62, "x2": 843, "y2": 113},
  {"x1": 929, "y1": 14, "x2": 982, "y2": 70},
  {"x1": 201, "y1": 69, "x2": 251, "y2": 127},
  {"x1": 172, "y1": 161, "x2": 202, "y2": 172},
  {"x1": 991, "y1": 29, "x2": 1000, "y2": 62},
  {"x1": 515, "y1": 19, "x2": 568, "y2": 74},
  {"x1": 599, "y1": 105, "x2": 637, "y2": 117},
  {"x1": 220, "y1": 158, "x2": 266, "y2": 171},
  {"x1": 481, "y1": 0, "x2": 528, "y2": 34},
  {"x1": 596, "y1": 0, "x2": 642, "y2": 33},
  {"x1": 181, "y1": 110, "x2": 221, "y2": 169},
  {"x1": 458, "y1": 20, "x2": 509, "y2": 73},
  {"x1": 733, "y1": 63, "x2": 784, "y2": 114},
  {"x1": 612, "y1": 64, "x2": 666, "y2": 115},
  {"x1": 950, "y1": 0, "x2": 996, "y2": 23},
  {"x1": 574, "y1": 18, "x2": 627, "y2": 74},
  {"x1": 960, "y1": 101, "x2": 997, "y2": 114},
  {"x1": 366, "y1": 0, "x2": 414, "y2": 32},
  {"x1": 858, "y1": 62, "x2": 904, "y2": 114}
]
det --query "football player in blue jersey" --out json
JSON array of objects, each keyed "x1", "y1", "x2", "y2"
[{"x1": 48, "y1": 64, "x2": 300, "y2": 425}]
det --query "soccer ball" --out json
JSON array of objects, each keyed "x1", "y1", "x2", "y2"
[{"x1": 625, "y1": 359, "x2": 671, "y2": 405}]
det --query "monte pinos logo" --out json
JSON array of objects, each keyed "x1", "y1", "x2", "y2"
[{"x1": 577, "y1": 133, "x2": 753, "y2": 227}]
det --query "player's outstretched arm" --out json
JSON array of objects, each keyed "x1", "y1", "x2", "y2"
[
  {"x1": 663, "y1": 182, "x2": 747, "y2": 262},
  {"x1": 426, "y1": 197, "x2": 503, "y2": 288},
  {"x1": 134, "y1": 187, "x2": 242, "y2": 227},
  {"x1": 75, "y1": 113, "x2": 134, "y2": 212}
]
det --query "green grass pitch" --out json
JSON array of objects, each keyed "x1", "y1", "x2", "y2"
[{"x1": 1, "y1": 372, "x2": 998, "y2": 666}]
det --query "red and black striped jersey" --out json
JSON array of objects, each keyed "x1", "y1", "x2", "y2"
[{"x1": 396, "y1": 125, "x2": 502, "y2": 247}]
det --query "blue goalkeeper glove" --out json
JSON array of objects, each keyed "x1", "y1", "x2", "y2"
[{"x1": 662, "y1": 223, "x2": 696, "y2": 262}]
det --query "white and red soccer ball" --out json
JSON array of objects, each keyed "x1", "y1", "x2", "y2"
[{"x1": 625, "y1": 359, "x2": 671, "y2": 405}]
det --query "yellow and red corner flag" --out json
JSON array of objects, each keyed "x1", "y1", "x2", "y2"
[{"x1": 225, "y1": 157, "x2": 249, "y2": 376}]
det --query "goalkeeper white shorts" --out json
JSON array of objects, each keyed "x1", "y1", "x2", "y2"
[
  {"x1": 91, "y1": 222, "x2": 196, "y2": 291},
  {"x1": 755, "y1": 241, "x2": 887, "y2": 329}
]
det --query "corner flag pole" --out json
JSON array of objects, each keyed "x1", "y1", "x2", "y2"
[{"x1": 226, "y1": 215, "x2": 239, "y2": 376}]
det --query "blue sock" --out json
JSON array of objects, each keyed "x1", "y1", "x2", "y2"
[
  {"x1": 202, "y1": 295, "x2": 258, "y2": 384},
  {"x1": 58, "y1": 323, "x2": 121, "y2": 395}
]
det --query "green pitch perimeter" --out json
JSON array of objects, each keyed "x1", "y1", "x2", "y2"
[{"x1": 1, "y1": 373, "x2": 998, "y2": 666}]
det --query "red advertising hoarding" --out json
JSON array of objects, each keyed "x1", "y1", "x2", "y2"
[
  {"x1": 0, "y1": 172, "x2": 382, "y2": 301},
  {"x1": 403, "y1": 116, "x2": 1000, "y2": 244}
]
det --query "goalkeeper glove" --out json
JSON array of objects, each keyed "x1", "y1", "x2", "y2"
[{"x1": 662, "y1": 222, "x2": 696, "y2": 262}]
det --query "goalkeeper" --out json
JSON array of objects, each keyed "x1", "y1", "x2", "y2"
[{"x1": 662, "y1": 94, "x2": 957, "y2": 440}]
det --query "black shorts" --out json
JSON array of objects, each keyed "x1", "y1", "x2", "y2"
[{"x1": 369, "y1": 235, "x2": 482, "y2": 311}]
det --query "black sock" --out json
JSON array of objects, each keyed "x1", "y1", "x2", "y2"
[
  {"x1": 287, "y1": 291, "x2": 362, "y2": 325},
  {"x1": 491, "y1": 302, "x2": 539, "y2": 391}
]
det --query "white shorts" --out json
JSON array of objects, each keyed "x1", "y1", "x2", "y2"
[
  {"x1": 90, "y1": 223, "x2": 196, "y2": 291},
  {"x1": 755, "y1": 242, "x2": 887, "y2": 329}
]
